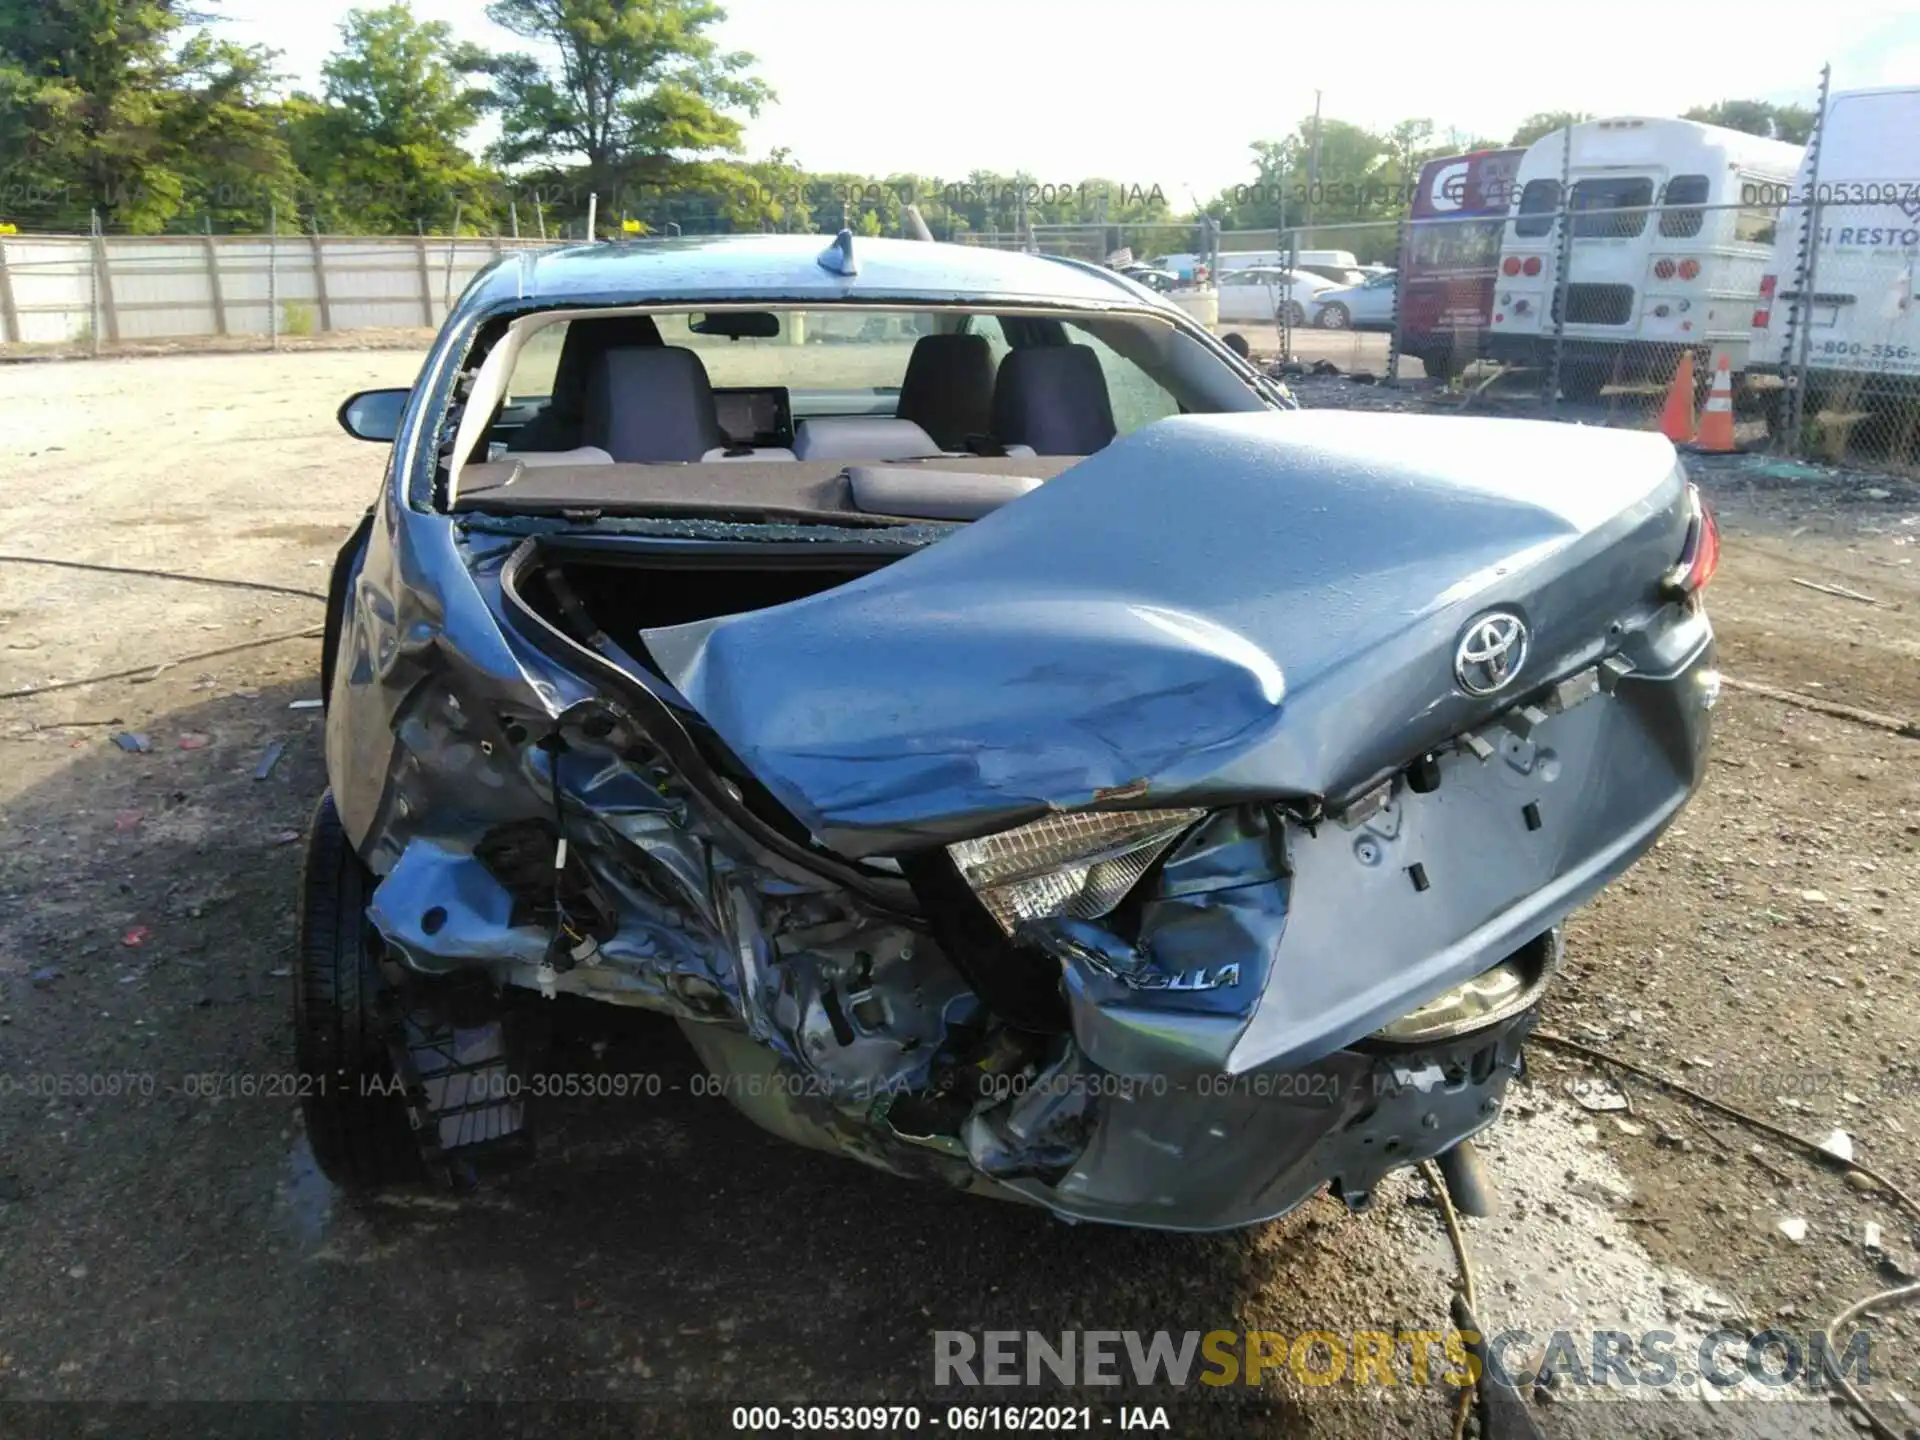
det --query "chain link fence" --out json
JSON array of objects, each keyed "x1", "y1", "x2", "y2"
[
  {"x1": 4, "y1": 177, "x2": 1915, "y2": 482},
  {"x1": 1382, "y1": 191, "x2": 1920, "y2": 477}
]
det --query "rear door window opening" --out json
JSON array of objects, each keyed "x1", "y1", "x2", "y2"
[
  {"x1": 1570, "y1": 177, "x2": 1656, "y2": 238},
  {"x1": 1656, "y1": 175, "x2": 1710, "y2": 238}
]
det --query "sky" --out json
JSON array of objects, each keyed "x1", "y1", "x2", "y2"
[{"x1": 212, "y1": 0, "x2": 1920, "y2": 203}]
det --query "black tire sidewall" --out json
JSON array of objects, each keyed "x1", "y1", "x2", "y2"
[{"x1": 294, "y1": 792, "x2": 420, "y2": 1188}]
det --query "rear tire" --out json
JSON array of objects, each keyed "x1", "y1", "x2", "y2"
[
  {"x1": 1420, "y1": 351, "x2": 1458, "y2": 381},
  {"x1": 1317, "y1": 302, "x2": 1350, "y2": 330},
  {"x1": 295, "y1": 791, "x2": 421, "y2": 1190},
  {"x1": 1557, "y1": 361, "x2": 1607, "y2": 403}
]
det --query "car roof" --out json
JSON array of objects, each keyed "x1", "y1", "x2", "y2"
[{"x1": 467, "y1": 233, "x2": 1159, "y2": 312}]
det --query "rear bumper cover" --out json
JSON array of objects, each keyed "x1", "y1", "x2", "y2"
[{"x1": 995, "y1": 1004, "x2": 1542, "y2": 1231}]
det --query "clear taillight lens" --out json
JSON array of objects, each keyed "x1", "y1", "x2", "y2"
[{"x1": 947, "y1": 809, "x2": 1205, "y2": 935}]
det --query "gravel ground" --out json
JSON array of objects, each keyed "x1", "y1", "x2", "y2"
[{"x1": 0, "y1": 350, "x2": 1917, "y2": 1439}]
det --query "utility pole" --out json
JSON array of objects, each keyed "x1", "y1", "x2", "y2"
[{"x1": 1305, "y1": 89, "x2": 1324, "y2": 231}]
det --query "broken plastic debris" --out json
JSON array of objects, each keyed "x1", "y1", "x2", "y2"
[
  {"x1": 1747, "y1": 459, "x2": 1829, "y2": 482},
  {"x1": 288, "y1": 699, "x2": 323, "y2": 710},
  {"x1": 177, "y1": 733, "x2": 211, "y2": 750},
  {"x1": 1866, "y1": 1222, "x2": 1884, "y2": 1253},
  {"x1": 121, "y1": 926, "x2": 151, "y2": 948},
  {"x1": 1818, "y1": 1128, "x2": 1855, "y2": 1164},
  {"x1": 112, "y1": 733, "x2": 151, "y2": 753},
  {"x1": 253, "y1": 740, "x2": 286, "y2": 781},
  {"x1": 1777, "y1": 1217, "x2": 1809, "y2": 1242},
  {"x1": 30, "y1": 967, "x2": 62, "y2": 988},
  {"x1": 1566, "y1": 1077, "x2": 1630, "y2": 1112},
  {"x1": 271, "y1": 830, "x2": 302, "y2": 845}
]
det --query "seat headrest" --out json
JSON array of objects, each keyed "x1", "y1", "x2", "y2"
[
  {"x1": 990, "y1": 344, "x2": 1117, "y2": 456},
  {"x1": 548, "y1": 315, "x2": 664, "y2": 408},
  {"x1": 896, "y1": 333, "x2": 996, "y2": 451},
  {"x1": 583, "y1": 346, "x2": 726, "y2": 463}
]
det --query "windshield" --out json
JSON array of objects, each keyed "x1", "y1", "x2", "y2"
[{"x1": 509, "y1": 309, "x2": 945, "y2": 404}]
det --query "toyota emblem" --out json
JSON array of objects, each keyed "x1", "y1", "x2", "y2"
[{"x1": 1454, "y1": 612, "x2": 1528, "y2": 696}]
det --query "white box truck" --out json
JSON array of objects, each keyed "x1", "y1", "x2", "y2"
[{"x1": 1749, "y1": 86, "x2": 1920, "y2": 423}]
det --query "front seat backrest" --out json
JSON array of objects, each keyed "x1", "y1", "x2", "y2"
[
  {"x1": 584, "y1": 346, "x2": 727, "y2": 462},
  {"x1": 896, "y1": 333, "x2": 996, "y2": 450},
  {"x1": 990, "y1": 344, "x2": 1117, "y2": 456},
  {"x1": 509, "y1": 314, "x2": 663, "y2": 453}
]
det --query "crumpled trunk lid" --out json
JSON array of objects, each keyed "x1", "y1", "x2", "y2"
[{"x1": 642, "y1": 410, "x2": 1692, "y2": 857}]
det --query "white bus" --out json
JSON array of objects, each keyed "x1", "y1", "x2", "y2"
[
  {"x1": 1749, "y1": 86, "x2": 1920, "y2": 420},
  {"x1": 1487, "y1": 117, "x2": 1803, "y2": 398}
]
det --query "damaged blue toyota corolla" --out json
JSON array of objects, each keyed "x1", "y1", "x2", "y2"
[{"x1": 302, "y1": 232, "x2": 1719, "y2": 1231}]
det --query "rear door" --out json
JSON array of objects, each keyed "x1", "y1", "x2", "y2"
[{"x1": 1562, "y1": 171, "x2": 1663, "y2": 334}]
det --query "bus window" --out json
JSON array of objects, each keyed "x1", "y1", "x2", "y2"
[
  {"x1": 1571, "y1": 177, "x2": 1653, "y2": 238},
  {"x1": 1514, "y1": 179, "x2": 1559, "y2": 238},
  {"x1": 1658, "y1": 175, "x2": 1709, "y2": 238},
  {"x1": 1412, "y1": 219, "x2": 1502, "y2": 269}
]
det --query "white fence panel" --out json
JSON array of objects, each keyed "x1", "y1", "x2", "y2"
[
  {"x1": 3, "y1": 232, "x2": 626, "y2": 348},
  {"x1": 1, "y1": 235, "x2": 92, "y2": 343},
  {"x1": 104, "y1": 236, "x2": 216, "y2": 339}
]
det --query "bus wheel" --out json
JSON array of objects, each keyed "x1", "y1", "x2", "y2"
[{"x1": 1420, "y1": 351, "x2": 1458, "y2": 381}]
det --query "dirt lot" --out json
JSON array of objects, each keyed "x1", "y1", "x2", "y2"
[{"x1": 1, "y1": 349, "x2": 1918, "y2": 1439}]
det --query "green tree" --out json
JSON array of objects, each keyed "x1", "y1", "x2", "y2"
[
  {"x1": 484, "y1": 0, "x2": 770, "y2": 218},
  {"x1": 1509, "y1": 111, "x2": 1594, "y2": 147},
  {"x1": 1682, "y1": 99, "x2": 1815, "y2": 144},
  {"x1": 0, "y1": 0, "x2": 197, "y2": 230},
  {"x1": 290, "y1": 6, "x2": 498, "y2": 232},
  {"x1": 166, "y1": 35, "x2": 305, "y2": 230}
]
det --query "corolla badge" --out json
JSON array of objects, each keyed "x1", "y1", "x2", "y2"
[{"x1": 1454, "y1": 611, "x2": 1528, "y2": 695}]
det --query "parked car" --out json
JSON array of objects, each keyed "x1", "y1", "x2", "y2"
[
  {"x1": 1215, "y1": 265, "x2": 1341, "y2": 326},
  {"x1": 1118, "y1": 263, "x2": 1181, "y2": 293},
  {"x1": 1312, "y1": 270, "x2": 1398, "y2": 330},
  {"x1": 1216, "y1": 248, "x2": 1361, "y2": 275},
  {"x1": 312, "y1": 231, "x2": 1717, "y2": 1232},
  {"x1": 1296, "y1": 264, "x2": 1371, "y2": 286}
]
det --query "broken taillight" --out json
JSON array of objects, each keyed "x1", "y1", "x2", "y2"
[{"x1": 1662, "y1": 483, "x2": 1719, "y2": 598}]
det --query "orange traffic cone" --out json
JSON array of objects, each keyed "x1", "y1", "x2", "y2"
[
  {"x1": 1656, "y1": 351, "x2": 1696, "y2": 442},
  {"x1": 1694, "y1": 354, "x2": 1737, "y2": 453}
]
